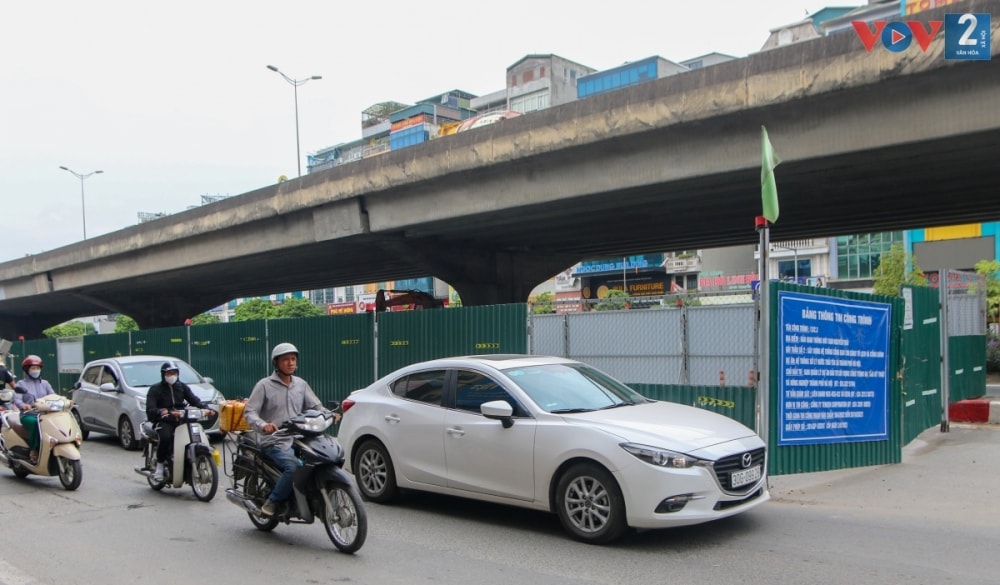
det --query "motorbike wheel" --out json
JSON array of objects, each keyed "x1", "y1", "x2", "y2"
[
  {"x1": 190, "y1": 453, "x2": 218, "y2": 502},
  {"x1": 58, "y1": 457, "x2": 83, "y2": 491},
  {"x1": 245, "y1": 473, "x2": 279, "y2": 532},
  {"x1": 322, "y1": 481, "x2": 368, "y2": 554},
  {"x1": 12, "y1": 464, "x2": 30, "y2": 478},
  {"x1": 354, "y1": 439, "x2": 399, "y2": 503},
  {"x1": 143, "y1": 446, "x2": 165, "y2": 490}
]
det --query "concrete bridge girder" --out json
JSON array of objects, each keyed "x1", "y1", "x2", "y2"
[{"x1": 2, "y1": 1, "x2": 1000, "y2": 339}]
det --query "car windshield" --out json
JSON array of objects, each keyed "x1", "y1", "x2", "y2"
[
  {"x1": 120, "y1": 360, "x2": 202, "y2": 387},
  {"x1": 505, "y1": 364, "x2": 649, "y2": 413}
]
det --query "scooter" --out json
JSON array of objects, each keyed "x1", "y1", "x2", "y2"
[
  {"x1": 134, "y1": 407, "x2": 219, "y2": 502},
  {"x1": 0, "y1": 388, "x2": 84, "y2": 490},
  {"x1": 224, "y1": 408, "x2": 367, "y2": 553}
]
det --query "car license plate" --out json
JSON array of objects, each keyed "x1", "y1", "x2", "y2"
[{"x1": 731, "y1": 465, "x2": 761, "y2": 488}]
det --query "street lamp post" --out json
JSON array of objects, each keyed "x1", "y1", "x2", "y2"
[
  {"x1": 266, "y1": 65, "x2": 322, "y2": 178},
  {"x1": 59, "y1": 166, "x2": 103, "y2": 240}
]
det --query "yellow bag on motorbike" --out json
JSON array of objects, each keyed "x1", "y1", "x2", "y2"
[{"x1": 219, "y1": 400, "x2": 252, "y2": 433}]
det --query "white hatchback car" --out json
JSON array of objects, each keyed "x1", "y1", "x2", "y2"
[{"x1": 338, "y1": 354, "x2": 769, "y2": 543}]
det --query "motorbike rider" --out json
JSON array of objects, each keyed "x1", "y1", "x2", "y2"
[
  {"x1": 1, "y1": 361, "x2": 14, "y2": 391},
  {"x1": 145, "y1": 360, "x2": 214, "y2": 482},
  {"x1": 244, "y1": 342, "x2": 339, "y2": 516},
  {"x1": 13, "y1": 355, "x2": 56, "y2": 464}
]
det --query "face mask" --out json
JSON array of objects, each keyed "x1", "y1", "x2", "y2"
[
  {"x1": 164, "y1": 375, "x2": 178, "y2": 385},
  {"x1": 28, "y1": 368, "x2": 41, "y2": 379}
]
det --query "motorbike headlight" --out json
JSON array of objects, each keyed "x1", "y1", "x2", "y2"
[
  {"x1": 621, "y1": 443, "x2": 703, "y2": 469},
  {"x1": 297, "y1": 415, "x2": 332, "y2": 433}
]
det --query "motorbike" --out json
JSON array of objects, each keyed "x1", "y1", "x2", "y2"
[
  {"x1": 134, "y1": 407, "x2": 220, "y2": 501},
  {"x1": 224, "y1": 407, "x2": 367, "y2": 554},
  {"x1": 0, "y1": 387, "x2": 84, "y2": 490}
]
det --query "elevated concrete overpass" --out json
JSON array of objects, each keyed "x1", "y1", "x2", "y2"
[{"x1": 1, "y1": 0, "x2": 999, "y2": 338}]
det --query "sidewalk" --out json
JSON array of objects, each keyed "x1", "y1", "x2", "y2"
[{"x1": 948, "y1": 371, "x2": 1000, "y2": 424}]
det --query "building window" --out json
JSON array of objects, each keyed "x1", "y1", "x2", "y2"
[
  {"x1": 778, "y1": 259, "x2": 812, "y2": 282},
  {"x1": 836, "y1": 231, "x2": 904, "y2": 280},
  {"x1": 510, "y1": 91, "x2": 550, "y2": 113}
]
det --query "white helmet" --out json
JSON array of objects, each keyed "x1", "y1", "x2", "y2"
[{"x1": 271, "y1": 342, "x2": 299, "y2": 361}]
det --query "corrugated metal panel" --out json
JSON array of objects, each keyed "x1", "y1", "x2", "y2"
[
  {"x1": 901, "y1": 286, "x2": 941, "y2": 444},
  {"x1": 949, "y1": 335, "x2": 986, "y2": 402},
  {"x1": 564, "y1": 309, "x2": 684, "y2": 385},
  {"x1": 687, "y1": 305, "x2": 756, "y2": 386},
  {"x1": 269, "y1": 314, "x2": 375, "y2": 405},
  {"x1": 188, "y1": 320, "x2": 268, "y2": 400},
  {"x1": 377, "y1": 304, "x2": 527, "y2": 377},
  {"x1": 529, "y1": 313, "x2": 567, "y2": 357},
  {"x1": 15, "y1": 339, "x2": 63, "y2": 393},
  {"x1": 767, "y1": 282, "x2": 903, "y2": 476},
  {"x1": 83, "y1": 332, "x2": 132, "y2": 361},
  {"x1": 131, "y1": 327, "x2": 188, "y2": 359},
  {"x1": 628, "y1": 383, "x2": 756, "y2": 429}
]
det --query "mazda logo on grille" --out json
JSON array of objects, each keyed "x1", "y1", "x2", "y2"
[{"x1": 741, "y1": 452, "x2": 753, "y2": 468}]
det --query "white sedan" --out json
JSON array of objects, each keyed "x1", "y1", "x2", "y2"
[{"x1": 338, "y1": 354, "x2": 768, "y2": 543}]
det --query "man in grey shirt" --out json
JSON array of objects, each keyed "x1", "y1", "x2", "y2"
[{"x1": 244, "y1": 342, "x2": 335, "y2": 516}]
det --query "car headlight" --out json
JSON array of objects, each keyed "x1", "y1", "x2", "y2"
[
  {"x1": 214, "y1": 391, "x2": 225, "y2": 403},
  {"x1": 136, "y1": 396, "x2": 146, "y2": 410},
  {"x1": 621, "y1": 443, "x2": 703, "y2": 468}
]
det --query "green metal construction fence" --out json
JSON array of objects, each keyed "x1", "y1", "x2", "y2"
[
  {"x1": 4, "y1": 289, "x2": 986, "y2": 477},
  {"x1": 766, "y1": 282, "x2": 905, "y2": 476}
]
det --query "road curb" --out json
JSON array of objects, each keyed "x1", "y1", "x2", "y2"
[{"x1": 949, "y1": 398, "x2": 1000, "y2": 424}]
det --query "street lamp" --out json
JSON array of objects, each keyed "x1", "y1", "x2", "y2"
[
  {"x1": 266, "y1": 65, "x2": 322, "y2": 178},
  {"x1": 59, "y1": 166, "x2": 103, "y2": 240}
]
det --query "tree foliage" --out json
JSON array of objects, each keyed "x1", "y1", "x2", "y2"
[
  {"x1": 974, "y1": 259, "x2": 1000, "y2": 324},
  {"x1": 114, "y1": 315, "x2": 139, "y2": 333},
  {"x1": 872, "y1": 244, "x2": 927, "y2": 297},
  {"x1": 43, "y1": 320, "x2": 96, "y2": 338},
  {"x1": 276, "y1": 297, "x2": 325, "y2": 318},
  {"x1": 189, "y1": 312, "x2": 221, "y2": 326},
  {"x1": 232, "y1": 297, "x2": 325, "y2": 322},
  {"x1": 594, "y1": 289, "x2": 629, "y2": 311},
  {"x1": 531, "y1": 292, "x2": 556, "y2": 314},
  {"x1": 232, "y1": 298, "x2": 279, "y2": 322}
]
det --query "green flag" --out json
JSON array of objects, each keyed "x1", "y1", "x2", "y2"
[{"x1": 761, "y1": 125, "x2": 781, "y2": 223}]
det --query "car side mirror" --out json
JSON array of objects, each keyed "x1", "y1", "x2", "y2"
[
  {"x1": 203, "y1": 377, "x2": 214, "y2": 384},
  {"x1": 73, "y1": 381, "x2": 82, "y2": 390},
  {"x1": 99, "y1": 382, "x2": 117, "y2": 392},
  {"x1": 481, "y1": 400, "x2": 514, "y2": 429}
]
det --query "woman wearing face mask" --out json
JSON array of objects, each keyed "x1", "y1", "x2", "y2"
[
  {"x1": 14, "y1": 355, "x2": 56, "y2": 464},
  {"x1": 144, "y1": 360, "x2": 211, "y2": 482}
]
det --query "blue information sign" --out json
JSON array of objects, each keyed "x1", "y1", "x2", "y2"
[{"x1": 777, "y1": 292, "x2": 891, "y2": 445}]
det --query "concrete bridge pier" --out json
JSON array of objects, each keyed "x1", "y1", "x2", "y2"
[{"x1": 411, "y1": 242, "x2": 578, "y2": 306}]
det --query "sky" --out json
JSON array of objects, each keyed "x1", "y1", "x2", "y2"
[{"x1": 1, "y1": 0, "x2": 857, "y2": 262}]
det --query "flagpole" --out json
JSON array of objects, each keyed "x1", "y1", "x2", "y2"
[{"x1": 756, "y1": 216, "x2": 771, "y2": 443}]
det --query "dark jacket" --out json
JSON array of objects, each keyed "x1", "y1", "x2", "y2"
[
  {"x1": 145, "y1": 381, "x2": 206, "y2": 424},
  {"x1": 0, "y1": 365, "x2": 13, "y2": 388}
]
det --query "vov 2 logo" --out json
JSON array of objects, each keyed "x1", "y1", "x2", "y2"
[{"x1": 852, "y1": 13, "x2": 991, "y2": 60}]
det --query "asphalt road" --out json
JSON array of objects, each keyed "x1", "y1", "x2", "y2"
[{"x1": 1, "y1": 425, "x2": 998, "y2": 585}]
